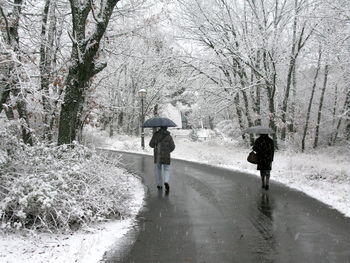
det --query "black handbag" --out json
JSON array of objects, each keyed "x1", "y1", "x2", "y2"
[{"x1": 247, "y1": 151, "x2": 257, "y2": 164}]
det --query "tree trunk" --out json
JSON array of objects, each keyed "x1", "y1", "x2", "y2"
[
  {"x1": 254, "y1": 84, "x2": 261, "y2": 125},
  {"x1": 281, "y1": 0, "x2": 313, "y2": 141},
  {"x1": 281, "y1": 0, "x2": 298, "y2": 141},
  {"x1": 289, "y1": 59, "x2": 297, "y2": 134},
  {"x1": 301, "y1": 48, "x2": 322, "y2": 152},
  {"x1": 240, "y1": 89, "x2": 254, "y2": 144},
  {"x1": 57, "y1": 0, "x2": 121, "y2": 145},
  {"x1": 76, "y1": 112, "x2": 87, "y2": 143},
  {"x1": 262, "y1": 50, "x2": 278, "y2": 149},
  {"x1": 58, "y1": 70, "x2": 86, "y2": 145},
  {"x1": 118, "y1": 111, "x2": 124, "y2": 132},
  {"x1": 0, "y1": 0, "x2": 32, "y2": 145},
  {"x1": 313, "y1": 63, "x2": 329, "y2": 148},
  {"x1": 12, "y1": 87, "x2": 33, "y2": 145},
  {"x1": 329, "y1": 84, "x2": 338, "y2": 145},
  {"x1": 250, "y1": 50, "x2": 261, "y2": 126},
  {"x1": 342, "y1": 86, "x2": 350, "y2": 141},
  {"x1": 234, "y1": 92, "x2": 246, "y2": 140},
  {"x1": 0, "y1": 84, "x2": 11, "y2": 115},
  {"x1": 4, "y1": 96, "x2": 15, "y2": 120},
  {"x1": 208, "y1": 116, "x2": 214, "y2": 130},
  {"x1": 40, "y1": 0, "x2": 56, "y2": 141},
  {"x1": 281, "y1": 56, "x2": 296, "y2": 141},
  {"x1": 75, "y1": 89, "x2": 90, "y2": 143},
  {"x1": 109, "y1": 116, "x2": 114, "y2": 137},
  {"x1": 267, "y1": 84, "x2": 278, "y2": 149}
]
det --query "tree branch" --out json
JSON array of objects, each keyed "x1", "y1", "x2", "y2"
[{"x1": 0, "y1": 6, "x2": 12, "y2": 45}]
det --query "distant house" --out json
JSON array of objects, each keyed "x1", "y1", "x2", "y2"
[{"x1": 160, "y1": 103, "x2": 182, "y2": 129}]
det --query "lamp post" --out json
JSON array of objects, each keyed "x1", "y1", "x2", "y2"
[{"x1": 138, "y1": 89, "x2": 147, "y2": 149}]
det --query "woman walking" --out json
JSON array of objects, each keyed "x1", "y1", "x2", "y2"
[
  {"x1": 149, "y1": 127, "x2": 175, "y2": 194},
  {"x1": 253, "y1": 134, "x2": 275, "y2": 190}
]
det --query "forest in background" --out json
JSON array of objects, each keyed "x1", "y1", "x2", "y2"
[{"x1": 0, "y1": 0, "x2": 349, "y2": 151}]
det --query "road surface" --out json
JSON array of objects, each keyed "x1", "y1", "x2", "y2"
[{"x1": 102, "y1": 151, "x2": 350, "y2": 263}]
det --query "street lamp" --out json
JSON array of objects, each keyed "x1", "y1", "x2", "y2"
[{"x1": 138, "y1": 89, "x2": 147, "y2": 149}]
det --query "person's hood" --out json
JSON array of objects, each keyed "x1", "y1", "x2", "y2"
[{"x1": 158, "y1": 129, "x2": 170, "y2": 136}]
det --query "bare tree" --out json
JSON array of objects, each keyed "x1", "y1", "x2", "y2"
[
  {"x1": 281, "y1": 0, "x2": 315, "y2": 141},
  {"x1": 39, "y1": 0, "x2": 59, "y2": 142},
  {"x1": 0, "y1": 0, "x2": 33, "y2": 145},
  {"x1": 313, "y1": 62, "x2": 329, "y2": 148},
  {"x1": 93, "y1": 24, "x2": 191, "y2": 137},
  {"x1": 344, "y1": 87, "x2": 350, "y2": 140},
  {"x1": 57, "y1": 0, "x2": 122, "y2": 145},
  {"x1": 301, "y1": 46, "x2": 322, "y2": 152}
]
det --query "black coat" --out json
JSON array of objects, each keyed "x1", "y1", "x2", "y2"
[
  {"x1": 149, "y1": 129, "x2": 175, "y2": 165},
  {"x1": 253, "y1": 135, "x2": 274, "y2": 170}
]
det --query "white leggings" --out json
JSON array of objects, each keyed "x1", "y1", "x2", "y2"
[{"x1": 154, "y1": 163, "x2": 171, "y2": 186}]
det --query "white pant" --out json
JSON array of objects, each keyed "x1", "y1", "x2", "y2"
[{"x1": 154, "y1": 163, "x2": 171, "y2": 186}]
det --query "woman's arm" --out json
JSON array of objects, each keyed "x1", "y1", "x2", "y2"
[
  {"x1": 169, "y1": 136, "x2": 175, "y2": 152},
  {"x1": 149, "y1": 133, "x2": 157, "y2": 148}
]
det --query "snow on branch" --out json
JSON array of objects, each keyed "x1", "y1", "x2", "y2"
[{"x1": 92, "y1": 61, "x2": 107, "y2": 75}]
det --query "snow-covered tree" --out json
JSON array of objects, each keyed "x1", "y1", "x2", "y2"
[
  {"x1": 57, "y1": 0, "x2": 126, "y2": 144},
  {"x1": 171, "y1": 0, "x2": 350, "y2": 149}
]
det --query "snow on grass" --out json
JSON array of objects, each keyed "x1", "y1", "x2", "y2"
[
  {"x1": 0, "y1": 175, "x2": 144, "y2": 263},
  {"x1": 87, "y1": 128, "x2": 350, "y2": 218}
]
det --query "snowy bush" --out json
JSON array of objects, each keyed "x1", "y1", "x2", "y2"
[
  {"x1": 0, "y1": 123, "x2": 136, "y2": 232},
  {"x1": 0, "y1": 121, "x2": 24, "y2": 163},
  {"x1": 0, "y1": 150, "x2": 8, "y2": 166},
  {"x1": 215, "y1": 120, "x2": 241, "y2": 139}
]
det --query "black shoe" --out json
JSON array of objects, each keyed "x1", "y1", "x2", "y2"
[
  {"x1": 262, "y1": 185, "x2": 265, "y2": 189},
  {"x1": 265, "y1": 185, "x2": 269, "y2": 190},
  {"x1": 157, "y1": 185, "x2": 162, "y2": 190},
  {"x1": 164, "y1": 183, "x2": 170, "y2": 193}
]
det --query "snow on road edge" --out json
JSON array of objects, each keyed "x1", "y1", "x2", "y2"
[{"x1": 0, "y1": 175, "x2": 145, "y2": 263}]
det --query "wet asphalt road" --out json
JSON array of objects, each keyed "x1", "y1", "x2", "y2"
[{"x1": 102, "y1": 151, "x2": 350, "y2": 263}]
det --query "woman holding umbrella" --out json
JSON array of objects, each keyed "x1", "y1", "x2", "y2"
[
  {"x1": 253, "y1": 134, "x2": 274, "y2": 190},
  {"x1": 245, "y1": 126, "x2": 275, "y2": 190},
  {"x1": 144, "y1": 117, "x2": 176, "y2": 194}
]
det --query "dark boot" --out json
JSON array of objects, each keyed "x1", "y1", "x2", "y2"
[{"x1": 164, "y1": 183, "x2": 170, "y2": 193}]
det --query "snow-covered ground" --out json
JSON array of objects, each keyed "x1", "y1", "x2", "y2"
[
  {"x1": 0, "y1": 175, "x2": 144, "y2": 263},
  {"x1": 1, "y1": 128, "x2": 348, "y2": 263},
  {"x1": 87, "y1": 128, "x2": 350, "y2": 218}
]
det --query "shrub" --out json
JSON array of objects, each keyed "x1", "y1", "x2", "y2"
[
  {"x1": 0, "y1": 122, "x2": 136, "y2": 232},
  {"x1": 215, "y1": 120, "x2": 241, "y2": 139}
]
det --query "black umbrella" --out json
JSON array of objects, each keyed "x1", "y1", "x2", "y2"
[
  {"x1": 142, "y1": 117, "x2": 177, "y2": 128},
  {"x1": 243, "y1": 125, "x2": 275, "y2": 134}
]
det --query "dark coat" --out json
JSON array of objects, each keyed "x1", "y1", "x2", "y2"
[
  {"x1": 253, "y1": 135, "x2": 274, "y2": 170},
  {"x1": 149, "y1": 129, "x2": 175, "y2": 165}
]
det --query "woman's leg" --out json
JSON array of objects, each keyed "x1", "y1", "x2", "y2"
[
  {"x1": 154, "y1": 163, "x2": 163, "y2": 187},
  {"x1": 260, "y1": 170, "x2": 265, "y2": 188},
  {"x1": 163, "y1": 164, "x2": 171, "y2": 192},
  {"x1": 163, "y1": 164, "x2": 171, "y2": 184},
  {"x1": 265, "y1": 170, "x2": 271, "y2": 189}
]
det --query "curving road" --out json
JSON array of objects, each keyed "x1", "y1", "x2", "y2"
[{"x1": 102, "y1": 151, "x2": 350, "y2": 263}]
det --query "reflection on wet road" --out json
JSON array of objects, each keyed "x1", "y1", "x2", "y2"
[{"x1": 102, "y1": 152, "x2": 350, "y2": 263}]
